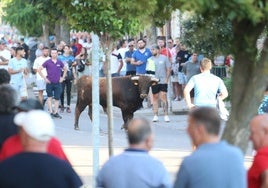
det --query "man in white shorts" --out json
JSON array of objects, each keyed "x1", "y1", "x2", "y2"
[{"x1": 33, "y1": 46, "x2": 50, "y2": 105}]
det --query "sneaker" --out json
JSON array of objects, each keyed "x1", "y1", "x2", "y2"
[
  {"x1": 66, "y1": 107, "x2": 71, "y2": 113},
  {"x1": 152, "y1": 115, "x2": 158, "y2": 122},
  {"x1": 164, "y1": 115, "x2": 170, "y2": 122},
  {"x1": 60, "y1": 107, "x2": 64, "y2": 113},
  {"x1": 50, "y1": 113, "x2": 54, "y2": 118},
  {"x1": 53, "y1": 113, "x2": 62, "y2": 119}
]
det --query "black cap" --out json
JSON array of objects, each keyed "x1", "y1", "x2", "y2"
[{"x1": 15, "y1": 98, "x2": 43, "y2": 112}]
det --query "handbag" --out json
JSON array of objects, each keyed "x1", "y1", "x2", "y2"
[{"x1": 216, "y1": 96, "x2": 229, "y2": 121}]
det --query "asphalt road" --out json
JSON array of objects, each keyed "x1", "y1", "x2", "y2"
[
  {"x1": 47, "y1": 98, "x2": 191, "y2": 187},
  {"x1": 27, "y1": 85, "x2": 252, "y2": 188}
]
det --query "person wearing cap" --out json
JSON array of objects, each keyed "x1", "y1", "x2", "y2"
[
  {"x1": 147, "y1": 44, "x2": 171, "y2": 123},
  {"x1": 125, "y1": 39, "x2": 136, "y2": 76},
  {"x1": 0, "y1": 110, "x2": 83, "y2": 188},
  {"x1": 0, "y1": 85, "x2": 18, "y2": 150},
  {"x1": 0, "y1": 98, "x2": 69, "y2": 162},
  {"x1": 0, "y1": 39, "x2": 11, "y2": 70},
  {"x1": 8, "y1": 46, "x2": 29, "y2": 100}
]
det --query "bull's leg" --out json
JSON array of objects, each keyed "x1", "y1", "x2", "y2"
[
  {"x1": 121, "y1": 111, "x2": 134, "y2": 130},
  {"x1": 74, "y1": 101, "x2": 88, "y2": 130}
]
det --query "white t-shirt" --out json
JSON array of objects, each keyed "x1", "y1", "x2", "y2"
[
  {"x1": 33, "y1": 56, "x2": 51, "y2": 80},
  {"x1": 110, "y1": 50, "x2": 122, "y2": 74},
  {"x1": 0, "y1": 49, "x2": 11, "y2": 69},
  {"x1": 117, "y1": 47, "x2": 128, "y2": 72}
]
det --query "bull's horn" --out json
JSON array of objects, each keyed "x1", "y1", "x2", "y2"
[
  {"x1": 151, "y1": 77, "x2": 159, "y2": 82},
  {"x1": 131, "y1": 76, "x2": 139, "y2": 81}
]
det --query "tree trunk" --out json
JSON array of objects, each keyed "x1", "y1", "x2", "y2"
[
  {"x1": 60, "y1": 18, "x2": 70, "y2": 44},
  {"x1": 54, "y1": 23, "x2": 61, "y2": 45},
  {"x1": 42, "y1": 23, "x2": 50, "y2": 47},
  {"x1": 222, "y1": 21, "x2": 268, "y2": 153}
]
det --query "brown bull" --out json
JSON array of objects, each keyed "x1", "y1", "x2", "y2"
[{"x1": 74, "y1": 75, "x2": 158, "y2": 130}]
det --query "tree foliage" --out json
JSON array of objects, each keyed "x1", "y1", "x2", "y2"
[
  {"x1": 181, "y1": 14, "x2": 233, "y2": 58},
  {"x1": 2, "y1": 0, "x2": 43, "y2": 36}
]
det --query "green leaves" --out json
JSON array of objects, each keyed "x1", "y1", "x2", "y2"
[{"x1": 181, "y1": 14, "x2": 233, "y2": 58}]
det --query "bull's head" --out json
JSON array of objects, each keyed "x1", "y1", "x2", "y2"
[{"x1": 131, "y1": 75, "x2": 159, "y2": 99}]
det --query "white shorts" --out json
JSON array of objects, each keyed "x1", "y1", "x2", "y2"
[
  {"x1": 10, "y1": 79, "x2": 28, "y2": 98},
  {"x1": 171, "y1": 75, "x2": 179, "y2": 82},
  {"x1": 178, "y1": 72, "x2": 187, "y2": 84},
  {"x1": 35, "y1": 79, "x2": 46, "y2": 90}
]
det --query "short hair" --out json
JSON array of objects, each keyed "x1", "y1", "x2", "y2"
[
  {"x1": 137, "y1": 38, "x2": 146, "y2": 44},
  {"x1": 43, "y1": 46, "x2": 49, "y2": 50},
  {"x1": 15, "y1": 46, "x2": 24, "y2": 53},
  {"x1": 189, "y1": 107, "x2": 221, "y2": 135},
  {"x1": 0, "y1": 69, "x2": 10, "y2": 84},
  {"x1": 200, "y1": 58, "x2": 212, "y2": 70},
  {"x1": 0, "y1": 84, "x2": 17, "y2": 113},
  {"x1": 127, "y1": 118, "x2": 152, "y2": 144}
]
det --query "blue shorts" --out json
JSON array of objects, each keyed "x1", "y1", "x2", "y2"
[{"x1": 46, "y1": 83, "x2": 62, "y2": 100}]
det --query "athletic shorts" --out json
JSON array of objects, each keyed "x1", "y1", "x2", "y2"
[
  {"x1": 151, "y1": 84, "x2": 168, "y2": 94},
  {"x1": 46, "y1": 83, "x2": 62, "y2": 100}
]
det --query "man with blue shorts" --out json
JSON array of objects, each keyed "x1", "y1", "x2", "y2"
[{"x1": 38, "y1": 48, "x2": 67, "y2": 118}]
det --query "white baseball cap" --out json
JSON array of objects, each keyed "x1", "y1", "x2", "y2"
[{"x1": 14, "y1": 110, "x2": 55, "y2": 141}]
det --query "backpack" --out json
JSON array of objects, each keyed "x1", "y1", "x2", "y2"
[{"x1": 77, "y1": 59, "x2": 85, "y2": 72}]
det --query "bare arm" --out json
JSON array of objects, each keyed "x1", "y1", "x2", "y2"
[
  {"x1": 37, "y1": 66, "x2": 50, "y2": 83},
  {"x1": 184, "y1": 83, "x2": 195, "y2": 109},
  {"x1": 261, "y1": 170, "x2": 268, "y2": 188},
  {"x1": 60, "y1": 66, "x2": 68, "y2": 83},
  {"x1": 117, "y1": 59, "x2": 123, "y2": 74},
  {"x1": 218, "y1": 88, "x2": 228, "y2": 101},
  {"x1": 0, "y1": 56, "x2": 8, "y2": 65},
  {"x1": 131, "y1": 58, "x2": 142, "y2": 66}
]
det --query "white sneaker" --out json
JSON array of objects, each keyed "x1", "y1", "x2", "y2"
[
  {"x1": 152, "y1": 115, "x2": 158, "y2": 122},
  {"x1": 164, "y1": 115, "x2": 170, "y2": 122}
]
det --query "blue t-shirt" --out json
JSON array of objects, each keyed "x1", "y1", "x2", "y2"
[
  {"x1": 8, "y1": 57, "x2": 28, "y2": 86},
  {"x1": 174, "y1": 141, "x2": 246, "y2": 188},
  {"x1": 132, "y1": 48, "x2": 152, "y2": 74},
  {"x1": 125, "y1": 50, "x2": 136, "y2": 72},
  {"x1": 96, "y1": 149, "x2": 171, "y2": 188},
  {"x1": 187, "y1": 72, "x2": 227, "y2": 107}
]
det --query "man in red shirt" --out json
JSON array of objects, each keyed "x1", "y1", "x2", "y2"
[
  {"x1": 157, "y1": 36, "x2": 171, "y2": 59},
  {"x1": 248, "y1": 114, "x2": 268, "y2": 188}
]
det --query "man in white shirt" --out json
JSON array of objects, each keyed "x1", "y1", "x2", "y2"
[
  {"x1": 117, "y1": 39, "x2": 128, "y2": 76},
  {"x1": 33, "y1": 47, "x2": 50, "y2": 105},
  {"x1": 0, "y1": 40, "x2": 11, "y2": 70}
]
